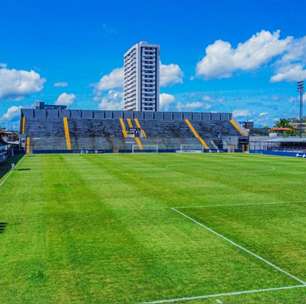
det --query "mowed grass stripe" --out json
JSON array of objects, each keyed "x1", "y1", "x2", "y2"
[
  {"x1": 99, "y1": 153, "x2": 306, "y2": 208},
  {"x1": 0, "y1": 154, "x2": 305, "y2": 303},
  {"x1": 37, "y1": 157, "x2": 290, "y2": 302}
]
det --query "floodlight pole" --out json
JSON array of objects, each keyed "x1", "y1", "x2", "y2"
[{"x1": 297, "y1": 81, "x2": 304, "y2": 137}]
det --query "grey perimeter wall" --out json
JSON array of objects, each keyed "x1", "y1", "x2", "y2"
[{"x1": 21, "y1": 109, "x2": 232, "y2": 122}]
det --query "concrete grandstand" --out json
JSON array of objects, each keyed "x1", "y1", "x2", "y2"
[{"x1": 20, "y1": 103, "x2": 248, "y2": 153}]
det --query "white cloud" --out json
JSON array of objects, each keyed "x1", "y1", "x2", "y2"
[
  {"x1": 233, "y1": 109, "x2": 251, "y2": 118},
  {"x1": 271, "y1": 36, "x2": 306, "y2": 82},
  {"x1": 96, "y1": 68, "x2": 124, "y2": 91},
  {"x1": 196, "y1": 30, "x2": 291, "y2": 79},
  {"x1": 259, "y1": 112, "x2": 268, "y2": 117},
  {"x1": 96, "y1": 63, "x2": 183, "y2": 93},
  {"x1": 0, "y1": 105, "x2": 22, "y2": 121},
  {"x1": 54, "y1": 81, "x2": 68, "y2": 88},
  {"x1": 55, "y1": 93, "x2": 76, "y2": 106},
  {"x1": 0, "y1": 67, "x2": 45, "y2": 100},
  {"x1": 160, "y1": 63, "x2": 183, "y2": 86},
  {"x1": 271, "y1": 64, "x2": 306, "y2": 82},
  {"x1": 159, "y1": 93, "x2": 175, "y2": 110},
  {"x1": 98, "y1": 90, "x2": 123, "y2": 110},
  {"x1": 279, "y1": 36, "x2": 306, "y2": 65},
  {"x1": 0, "y1": 63, "x2": 7, "y2": 69},
  {"x1": 176, "y1": 101, "x2": 205, "y2": 111}
]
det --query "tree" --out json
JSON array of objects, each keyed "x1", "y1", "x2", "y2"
[{"x1": 274, "y1": 119, "x2": 296, "y2": 136}]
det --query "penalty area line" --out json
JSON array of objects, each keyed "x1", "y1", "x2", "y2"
[
  {"x1": 171, "y1": 208, "x2": 306, "y2": 286},
  {"x1": 141, "y1": 284, "x2": 306, "y2": 304}
]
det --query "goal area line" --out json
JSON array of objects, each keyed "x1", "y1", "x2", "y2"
[{"x1": 141, "y1": 284, "x2": 306, "y2": 304}]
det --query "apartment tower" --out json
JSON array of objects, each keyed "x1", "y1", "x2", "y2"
[{"x1": 124, "y1": 41, "x2": 160, "y2": 112}]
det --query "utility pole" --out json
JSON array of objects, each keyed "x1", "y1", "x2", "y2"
[{"x1": 297, "y1": 81, "x2": 304, "y2": 136}]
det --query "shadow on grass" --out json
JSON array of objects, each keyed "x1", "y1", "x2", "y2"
[
  {"x1": 0, "y1": 222, "x2": 7, "y2": 233},
  {"x1": 0, "y1": 153, "x2": 24, "y2": 180}
]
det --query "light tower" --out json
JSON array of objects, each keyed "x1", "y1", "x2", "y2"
[
  {"x1": 298, "y1": 81, "x2": 304, "y2": 121},
  {"x1": 297, "y1": 81, "x2": 304, "y2": 136}
]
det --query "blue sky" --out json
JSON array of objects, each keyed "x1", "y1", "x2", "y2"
[{"x1": 0, "y1": 0, "x2": 306, "y2": 129}]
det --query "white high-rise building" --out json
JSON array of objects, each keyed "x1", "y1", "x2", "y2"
[{"x1": 124, "y1": 41, "x2": 160, "y2": 112}]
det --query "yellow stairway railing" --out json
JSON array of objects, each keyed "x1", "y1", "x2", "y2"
[
  {"x1": 134, "y1": 118, "x2": 147, "y2": 138},
  {"x1": 127, "y1": 118, "x2": 133, "y2": 129},
  {"x1": 230, "y1": 118, "x2": 248, "y2": 136},
  {"x1": 134, "y1": 137, "x2": 144, "y2": 150},
  {"x1": 21, "y1": 116, "x2": 26, "y2": 134},
  {"x1": 119, "y1": 118, "x2": 128, "y2": 138},
  {"x1": 63, "y1": 117, "x2": 72, "y2": 150},
  {"x1": 26, "y1": 137, "x2": 31, "y2": 154},
  {"x1": 184, "y1": 118, "x2": 209, "y2": 150}
]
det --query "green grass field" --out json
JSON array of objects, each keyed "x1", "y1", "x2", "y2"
[{"x1": 0, "y1": 153, "x2": 305, "y2": 303}]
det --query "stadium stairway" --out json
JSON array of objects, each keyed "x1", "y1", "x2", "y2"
[
  {"x1": 63, "y1": 117, "x2": 72, "y2": 150},
  {"x1": 126, "y1": 118, "x2": 144, "y2": 150},
  {"x1": 184, "y1": 118, "x2": 210, "y2": 150}
]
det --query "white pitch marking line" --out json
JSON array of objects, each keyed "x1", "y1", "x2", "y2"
[
  {"x1": 0, "y1": 155, "x2": 25, "y2": 187},
  {"x1": 171, "y1": 208, "x2": 306, "y2": 286},
  {"x1": 171, "y1": 201, "x2": 305, "y2": 210},
  {"x1": 141, "y1": 284, "x2": 306, "y2": 304},
  {"x1": 141, "y1": 285, "x2": 306, "y2": 304}
]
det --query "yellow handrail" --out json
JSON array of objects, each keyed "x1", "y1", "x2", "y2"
[
  {"x1": 63, "y1": 117, "x2": 72, "y2": 150},
  {"x1": 134, "y1": 118, "x2": 147, "y2": 138},
  {"x1": 135, "y1": 137, "x2": 144, "y2": 150},
  {"x1": 26, "y1": 137, "x2": 31, "y2": 154},
  {"x1": 127, "y1": 118, "x2": 133, "y2": 129},
  {"x1": 184, "y1": 118, "x2": 209, "y2": 150},
  {"x1": 119, "y1": 118, "x2": 128, "y2": 138},
  {"x1": 230, "y1": 119, "x2": 248, "y2": 136},
  {"x1": 21, "y1": 116, "x2": 26, "y2": 134}
]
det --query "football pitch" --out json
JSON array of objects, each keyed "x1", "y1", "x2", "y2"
[{"x1": 0, "y1": 153, "x2": 305, "y2": 303}]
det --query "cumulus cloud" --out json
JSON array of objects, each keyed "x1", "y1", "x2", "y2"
[
  {"x1": 159, "y1": 93, "x2": 175, "y2": 110},
  {"x1": 271, "y1": 36, "x2": 306, "y2": 82},
  {"x1": 0, "y1": 67, "x2": 45, "y2": 100},
  {"x1": 271, "y1": 64, "x2": 306, "y2": 82},
  {"x1": 160, "y1": 63, "x2": 183, "y2": 86},
  {"x1": 0, "y1": 105, "x2": 22, "y2": 121},
  {"x1": 196, "y1": 30, "x2": 291, "y2": 79},
  {"x1": 54, "y1": 81, "x2": 68, "y2": 88},
  {"x1": 55, "y1": 93, "x2": 76, "y2": 106},
  {"x1": 98, "y1": 90, "x2": 123, "y2": 110},
  {"x1": 96, "y1": 63, "x2": 183, "y2": 93},
  {"x1": 279, "y1": 36, "x2": 306, "y2": 65},
  {"x1": 96, "y1": 68, "x2": 124, "y2": 91}
]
